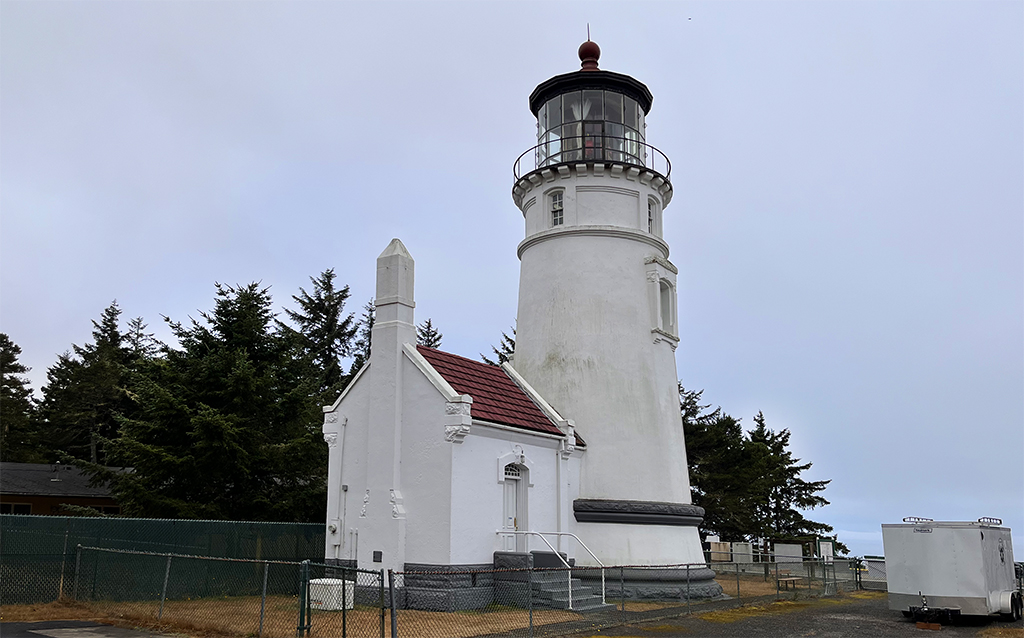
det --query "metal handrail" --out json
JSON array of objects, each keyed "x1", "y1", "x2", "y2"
[
  {"x1": 500, "y1": 530, "x2": 607, "y2": 607},
  {"x1": 513, "y1": 135, "x2": 672, "y2": 181}
]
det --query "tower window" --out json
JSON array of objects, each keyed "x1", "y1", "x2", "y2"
[
  {"x1": 648, "y1": 200, "x2": 654, "y2": 233},
  {"x1": 659, "y1": 280, "x2": 673, "y2": 332},
  {"x1": 551, "y1": 191, "x2": 564, "y2": 226}
]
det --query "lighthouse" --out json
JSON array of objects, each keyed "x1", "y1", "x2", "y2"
[
  {"x1": 323, "y1": 40, "x2": 720, "y2": 608},
  {"x1": 511, "y1": 41, "x2": 711, "y2": 573}
]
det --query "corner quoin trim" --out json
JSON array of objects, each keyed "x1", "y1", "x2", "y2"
[{"x1": 573, "y1": 499, "x2": 704, "y2": 527}]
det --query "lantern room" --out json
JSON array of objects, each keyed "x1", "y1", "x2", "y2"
[{"x1": 516, "y1": 40, "x2": 669, "y2": 178}]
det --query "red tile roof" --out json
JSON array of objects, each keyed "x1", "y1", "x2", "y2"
[{"x1": 416, "y1": 346, "x2": 565, "y2": 437}]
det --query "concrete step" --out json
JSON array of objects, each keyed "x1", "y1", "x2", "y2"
[
  {"x1": 534, "y1": 586, "x2": 598, "y2": 600},
  {"x1": 533, "y1": 598, "x2": 616, "y2": 612}
]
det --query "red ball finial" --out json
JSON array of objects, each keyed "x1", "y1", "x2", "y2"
[{"x1": 579, "y1": 40, "x2": 600, "y2": 71}]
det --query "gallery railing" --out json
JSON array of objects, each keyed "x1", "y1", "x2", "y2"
[{"x1": 514, "y1": 135, "x2": 672, "y2": 181}]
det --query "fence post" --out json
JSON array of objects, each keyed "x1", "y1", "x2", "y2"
[
  {"x1": 686, "y1": 564, "x2": 691, "y2": 616},
  {"x1": 258, "y1": 561, "x2": 268, "y2": 638},
  {"x1": 528, "y1": 565, "x2": 534, "y2": 638},
  {"x1": 620, "y1": 566, "x2": 625, "y2": 621},
  {"x1": 378, "y1": 570, "x2": 385, "y2": 638},
  {"x1": 158, "y1": 555, "x2": 172, "y2": 621},
  {"x1": 342, "y1": 568, "x2": 347, "y2": 638},
  {"x1": 736, "y1": 562, "x2": 740, "y2": 600},
  {"x1": 73, "y1": 544, "x2": 82, "y2": 601},
  {"x1": 58, "y1": 519, "x2": 70, "y2": 600},
  {"x1": 775, "y1": 561, "x2": 780, "y2": 599},
  {"x1": 388, "y1": 569, "x2": 397, "y2": 638},
  {"x1": 297, "y1": 560, "x2": 310, "y2": 637}
]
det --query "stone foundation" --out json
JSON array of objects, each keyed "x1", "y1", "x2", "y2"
[
  {"x1": 401, "y1": 562, "x2": 494, "y2": 612},
  {"x1": 581, "y1": 567, "x2": 724, "y2": 601}
]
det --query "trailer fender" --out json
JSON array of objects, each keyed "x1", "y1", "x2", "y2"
[{"x1": 997, "y1": 590, "x2": 1014, "y2": 614}]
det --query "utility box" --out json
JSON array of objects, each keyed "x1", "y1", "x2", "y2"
[
  {"x1": 310, "y1": 578, "x2": 355, "y2": 611},
  {"x1": 881, "y1": 517, "x2": 1022, "y2": 621}
]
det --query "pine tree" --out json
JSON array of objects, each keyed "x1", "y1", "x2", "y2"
[
  {"x1": 681, "y1": 388, "x2": 842, "y2": 550},
  {"x1": 746, "y1": 411, "x2": 833, "y2": 542},
  {"x1": 481, "y1": 327, "x2": 515, "y2": 366},
  {"x1": 347, "y1": 300, "x2": 375, "y2": 379},
  {"x1": 280, "y1": 269, "x2": 356, "y2": 395},
  {"x1": 124, "y1": 317, "x2": 159, "y2": 364},
  {"x1": 37, "y1": 302, "x2": 133, "y2": 463},
  {"x1": 93, "y1": 283, "x2": 326, "y2": 522},
  {"x1": 416, "y1": 318, "x2": 443, "y2": 349},
  {"x1": 0, "y1": 334, "x2": 44, "y2": 462},
  {"x1": 680, "y1": 386, "x2": 752, "y2": 541}
]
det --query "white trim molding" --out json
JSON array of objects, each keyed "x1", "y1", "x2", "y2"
[{"x1": 497, "y1": 446, "x2": 536, "y2": 486}]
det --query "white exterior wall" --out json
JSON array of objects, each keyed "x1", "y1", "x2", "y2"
[
  {"x1": 513, "y1": 163, "x2": 700, "y2": 566},
  {"x1": 322, "y1": 369, "x2": 373, "y2": 563},
  {"x1": 450, "y1": 425, "x2": 579, "y2": 564},
  {"x1": 399, "y1": 360, "x2": 453, "y2": 565},
  {"x1": 514, "y1": 167, "x2": 690, "y2": 504}
]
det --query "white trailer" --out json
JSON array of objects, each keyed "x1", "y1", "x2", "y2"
[{"x1": 882, "y1": 517, "x2": 1022, "y2": 621}]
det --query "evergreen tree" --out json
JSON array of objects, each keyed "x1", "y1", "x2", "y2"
[
  {"x1": 347, "y1": 300, "x2": 375, "y2": 379},
  {"x1": 746, "y1": 411, "x2": 834, "y2": 542},
  {"x1": 124, "y1": 317, "x2": 159, "y2": 364},
  {"x1": 92, "y1": 283, "x2": 326, "y2": 522},
  {"x1": 416, "y1": 318, "x2": 443, "y2": 349},
  {"x1": 37, "y1": 302, "x2": 133, "y2": 463},
  {"x1": 680, "y1": 386, "x2": 752, "y2": 541},
  {"x1": 0, "y1": 333, "x2": 44, "y2": 462},
  {"x1": 481, "y1": 327, "x2": 515, "y2": 366},
  {"x1": 280, "y1": 269, "x2": 356, "y2": 395},
  {"x1": 681, "y1": 387, "x2": 842, "y2": 551}
]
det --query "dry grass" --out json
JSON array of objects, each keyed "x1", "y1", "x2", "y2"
[
  {"x1": 977, "y1": 628, "x2": 1024, "y2": 637},
  {"x1": 0, "y1": 596, "x2": 582, "y2": 638},
  {"x1": 0, "y1": 599, "x2": 103, "y2": 622}
]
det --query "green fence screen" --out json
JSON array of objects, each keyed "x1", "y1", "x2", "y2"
[{"x1": 0, "y1": 514, "x2": 325, "y2": 604}]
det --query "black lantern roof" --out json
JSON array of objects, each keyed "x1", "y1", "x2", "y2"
[
  {"x1": 528, "y1": 41, "x2": 654, "y2": 116},
  {"x1": 529, "y1": 70, "x2": 653, "y2": 116}
]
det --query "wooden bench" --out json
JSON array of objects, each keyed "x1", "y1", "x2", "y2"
[{"x1": 777, "y1": 577, "x2": 801, "y2": 590}]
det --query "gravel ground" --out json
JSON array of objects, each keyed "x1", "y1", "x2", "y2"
[{"x1": 584, "y1": 591, "x2": 1024, "y2": 637}]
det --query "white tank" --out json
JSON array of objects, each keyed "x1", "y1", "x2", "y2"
[{"x1": 511, "y1": 41, "x2": 707, "y2": 567}]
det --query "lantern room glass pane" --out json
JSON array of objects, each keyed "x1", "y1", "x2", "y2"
[
  {"x1": 562, "y1": 91, "x2": 581, "y2": 123},
  {"x1": 606, "y1": 122, "x2": 624, "y2": 162},
  {"x1": 547, "y1": 96, "x2": 561, "y2": 130},
  {"x1": 624, "y1": 96, "x2": 637, "y2": 130},
  {"x1": 562, "y1": 122, "x2": 581, "y2": 161},
  {"x1": 605, "y1": 92, "x2": 623, "y2": 124},
  {"x1": 583, "y1": 90, "x2": 603, "y2": 120}
]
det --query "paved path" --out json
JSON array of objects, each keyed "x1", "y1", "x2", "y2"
[
  {"x1": 0, "y1": 621, "x2": 161, "y2": 638},
  {"x1": 585, "y1": 592, "x2": 1024, "y2": 637}
]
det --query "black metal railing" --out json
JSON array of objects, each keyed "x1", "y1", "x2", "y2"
[{"x1": 514, "y1": 135, "x2": 671, "y2": 181}]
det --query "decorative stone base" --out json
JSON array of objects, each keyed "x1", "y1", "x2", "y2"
[
  {"x1": 401, "y1": 563, "x2": 494, "y2": 612},
  {"x1": 581, "y1": 567, "x2": 724, "y2": 601}
]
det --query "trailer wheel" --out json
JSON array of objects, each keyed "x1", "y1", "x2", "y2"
[{"x1": 1014, "y1": 592, "x2": 1022, "y2": 622}]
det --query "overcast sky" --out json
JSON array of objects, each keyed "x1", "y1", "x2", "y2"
[{"x1": 2, "y1": 1, "x2": 1021, "y2": 557}]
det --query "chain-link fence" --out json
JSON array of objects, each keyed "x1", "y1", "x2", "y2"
[
  {"x1": 3, "y1": 540, "x2": 864, "y2": 638},
  {"x1": 0, "y1": 513, "x2": 324, "y2": 604}
]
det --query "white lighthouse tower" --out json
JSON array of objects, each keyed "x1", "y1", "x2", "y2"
[{"x1": 511, "y1": 41, "x2": 711, "y2": 576}]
